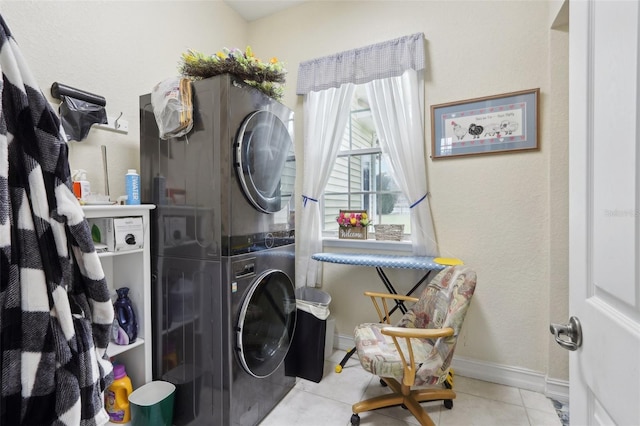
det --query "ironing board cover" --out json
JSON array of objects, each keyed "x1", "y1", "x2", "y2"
[{"x1": 311, "y1": 252, "x2": 445, "y2": 270}]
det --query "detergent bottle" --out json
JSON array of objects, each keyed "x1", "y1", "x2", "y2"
[
  {"x1": 113, "y1": 287, "x2": 138, "y2": 345},
  {"x1": 105, "y1": 363, "x2": 133, "y2": 423},
  {"x1": 71, "y1": 169, "x2": 90, "y2": 201}
]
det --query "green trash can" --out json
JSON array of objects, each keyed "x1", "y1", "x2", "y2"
[{"x1": 128, "y1": 381, "x2": 176, "y2": 426}]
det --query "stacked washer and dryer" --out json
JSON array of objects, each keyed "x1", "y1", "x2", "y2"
[{"x1": 140, "y1": 75, "x2": 297, "y2": 426}]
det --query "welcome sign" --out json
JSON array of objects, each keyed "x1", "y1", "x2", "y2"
[{"x1": 338, "y1": 226, "x2": 368, "y2": 240}]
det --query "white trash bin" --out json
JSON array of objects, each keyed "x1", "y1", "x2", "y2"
[{"x1": 295, "y1": 287, "x2": 331, "y2": 319}]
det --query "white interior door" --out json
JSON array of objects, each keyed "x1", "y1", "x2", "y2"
[{"x1": 567, "y1": 0, "x2": 640, "y2": 424}]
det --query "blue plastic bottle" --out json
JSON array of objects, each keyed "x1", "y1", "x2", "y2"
[
  {"x1": 114, "y1": 287, "x2": 138, "y2": 344},
  {"x1": 125, "y1": 169, "x2": 140, "y2": 205}
]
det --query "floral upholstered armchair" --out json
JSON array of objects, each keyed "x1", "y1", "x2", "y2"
[{"x1": 351, "y1": 265, "x2": 477, "y2": 426}]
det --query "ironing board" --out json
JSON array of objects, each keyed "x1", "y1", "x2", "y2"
[
  {"x1": 311, "y1": 252, "x2": 447, "y2": 372},
  {"x1": 311, "y1": 253, "x2": 445, "y2": 312}
]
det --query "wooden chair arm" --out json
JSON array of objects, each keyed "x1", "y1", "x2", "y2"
[
  {"x1": 381, "y1": 326, "x2": 454, "y2": 388},
  {"x1": 364, "y1": 291, "x2": 419, "y2": 324},
  {"x1": 363, "y1": 291, "x2": 419, "y2": 303},
  {"x1": 381, "y1": 326, "x2": 454, "y2": 340}
]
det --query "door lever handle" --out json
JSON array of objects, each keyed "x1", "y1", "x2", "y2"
[{"x1": 550, "y1": 316, "x2": 582, "y2": 351}]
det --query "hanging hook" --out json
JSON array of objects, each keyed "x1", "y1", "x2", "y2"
[{"x1": 114, "y1": 112, "x2": 123, "y2": 130}]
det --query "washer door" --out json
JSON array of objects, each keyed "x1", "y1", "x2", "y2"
[
  {"x1": 236, "y1": 110, "x2": 295, "y2": 213},
  {"x1": 237, "y1": 269, "x2": 296, "y2": 378}
]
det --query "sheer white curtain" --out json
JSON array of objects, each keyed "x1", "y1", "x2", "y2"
[
  {"x1": 365, "y1": 69, "x2": 437, "y2": 256},
  {"x1": 296, "y1": 84, "x2": 355, "y2": 288},
  {"x1": 295, "y1": 33, "x2": 432, "y2": 286}
]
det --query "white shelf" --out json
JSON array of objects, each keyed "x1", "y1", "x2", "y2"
[
  {"x1": 83, "y1": 204, "x2": 155, "y2": 390},
  {"x1": 106, "y1": 338, "x2": 145, "y2": 357},
  {"x1": 82, "y1": 204, "x2": 154, "y2": 214},
  {"x1": 98, "y1": 248, "x2": 144, "y2": 258}
]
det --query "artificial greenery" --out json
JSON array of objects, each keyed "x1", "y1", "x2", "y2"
[{"x1": 179, "y1": 46, "x2": 286, "y2": 100}]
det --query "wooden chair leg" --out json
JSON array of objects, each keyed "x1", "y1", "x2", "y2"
[
  {"x1": 402, "y1": 396, "x2": 436, "y2": 426},
  {"x1": 353, "y1": 378, "x2": 448, "y2": 426},
  {"x1": 352, "y1": 393, "x2": 405, "y2": 414},
  {"x1": 412, "y1": 388, "x2": 456, "y2": 403}
]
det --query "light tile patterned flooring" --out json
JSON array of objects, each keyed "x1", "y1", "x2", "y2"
[{"x1": 261, "y1": 350, "x2": 564, "y2": 426}]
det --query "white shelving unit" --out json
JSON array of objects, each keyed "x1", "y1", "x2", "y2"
[{"x1": 82, "y1": 204, "x2": 155, "y2": 391}]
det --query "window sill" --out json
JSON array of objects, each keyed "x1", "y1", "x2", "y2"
[{"x1": 321, "y1": 237, "x2": 412, "y2": 253}]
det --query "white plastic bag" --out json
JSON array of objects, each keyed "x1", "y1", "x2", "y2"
[
  {"x1": 151, "y1": 77, "x2": 193, "y2": 139},
  {"x1": 295, "y1": 287, "x2": 331, "y2": 320}
]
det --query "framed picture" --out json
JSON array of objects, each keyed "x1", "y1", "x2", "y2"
[{"x1": 430, "y1": 88, "x2": 539, "y2": 159}]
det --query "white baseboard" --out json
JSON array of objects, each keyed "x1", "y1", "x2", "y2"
[
  {"x1": 335, "y1": 333, "x2": 356, "y2": 352},
  {"x1": 333, "y1": 333, "x2": 569, "y2": 403},
  {"x1": 545, "y1": 377, "x2": 570, "y2": 403}
]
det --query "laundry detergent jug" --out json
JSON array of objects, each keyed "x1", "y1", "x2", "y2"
[{"x1": 106, "y1": 363, "x2": 133, "y2": 423}]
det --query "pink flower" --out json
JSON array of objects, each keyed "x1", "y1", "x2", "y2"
[{"x1": 336, "y1": 211, "x2": 372, "y2": 228}]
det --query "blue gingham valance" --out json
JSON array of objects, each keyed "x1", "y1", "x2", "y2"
[{"x1": 296, "y1": 33, "x2": 425, "y2": 95}]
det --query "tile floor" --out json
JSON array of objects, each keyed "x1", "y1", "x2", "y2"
[{"x1": 261, "y1": 350, "x2": 564, "y2": 426}]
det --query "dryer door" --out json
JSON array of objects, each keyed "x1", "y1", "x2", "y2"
[
  {"x1": 235, "y1": 110, "x2": 295, "y2": 213},
  {"x1": 237, "y1": 269, "x2": 296, "y2": 378}
]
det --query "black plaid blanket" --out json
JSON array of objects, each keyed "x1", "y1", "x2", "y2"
[{"x1": 0, "y1": 15, "x2": 114, "y2": 425}]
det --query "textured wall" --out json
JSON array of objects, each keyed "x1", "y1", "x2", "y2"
[
  {"x1": 0, "y1": 0, "x2": 569, "y2": 383},
  {"x1": 0, "y1": 0, "x2": 247, "y2": 199},
  {"x1": 249, "y1": 0, "x2": 569, "y2": 381}
]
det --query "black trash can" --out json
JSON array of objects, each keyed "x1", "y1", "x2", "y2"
[
  {"x1": 161, "y1": 364, "x2": 202, "y2": 426},
  {"x1": 285, "y1": 287, "x2": 331, "y2": 383}
]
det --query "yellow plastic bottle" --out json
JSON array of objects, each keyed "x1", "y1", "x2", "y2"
[{"x1": 105, "y1": 363, "x2": 133, "y2": 423}]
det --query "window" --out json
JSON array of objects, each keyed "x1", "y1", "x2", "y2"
[{"x1": 322, "y1": 86, "x2": 411, "y2": 236}]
